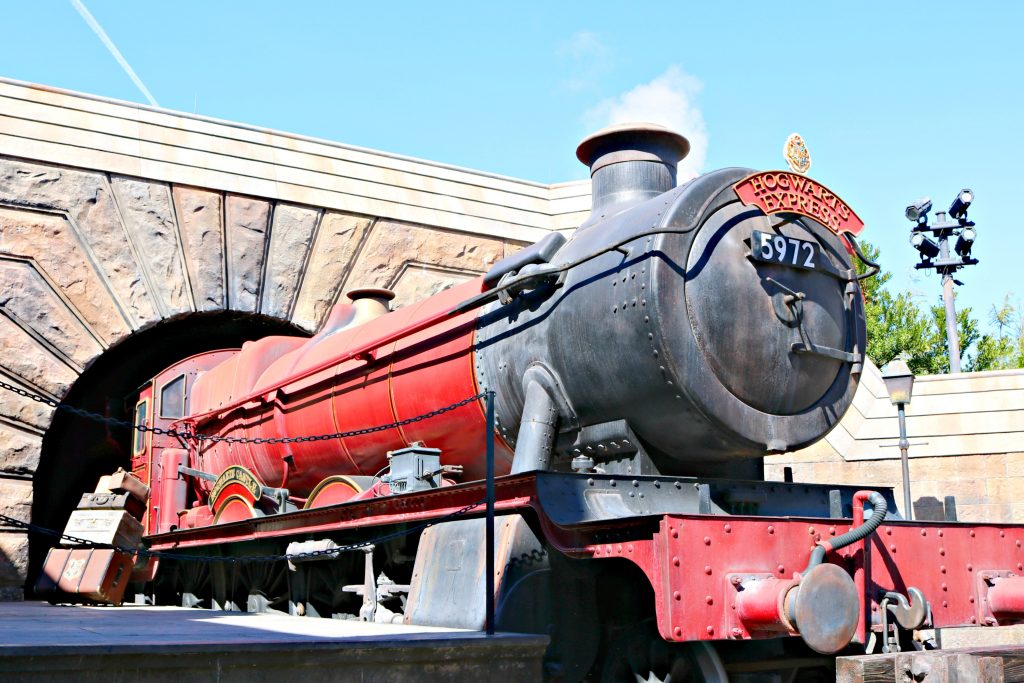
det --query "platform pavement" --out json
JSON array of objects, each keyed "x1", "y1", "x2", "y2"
[{"x1": 0, "y1": 602, "x2": 548, "y2": 681}]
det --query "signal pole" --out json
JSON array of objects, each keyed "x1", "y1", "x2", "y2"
[
  {"x1": 942, "y1": 272, "x2": 960, "y2": 373},
  {"x1": 906, "y1": 191, "x2": 978, "y2": 373}
]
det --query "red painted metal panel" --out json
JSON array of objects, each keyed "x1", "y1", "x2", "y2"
[
  {"x1": 389, "y1": 284, "x2": 502, "y2": 481},
  {"x1": 586, "y1": 515, "x2": 1024, "y2": 645},
  {"x1": 146, "y1": 469, "x2": 1024, "y2": 649},
  {"x1": 142, "y1": 350, "x2": 237, "y2": 535},
  {"x1": 175, "y1": 278, "x2": 515, "y2": 498}
]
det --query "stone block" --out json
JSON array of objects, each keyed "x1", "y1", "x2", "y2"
[
  {"x1": 0, "y1": 478, "x2": 31, "y2": 521},
  {"x1": 0, "y1": 159, "x2": 158, "y2": 329},
  {"x1": 260, "y1": 203, "x2": 320, "y2": 320},
  {"x1": 0, "y1": 314, "x2": 78, "y2": 398},
  {"x1": 292, "y1": 211, "x2": 371, "y2": 331},
  {"x1": 957, "y1": 453, "x2": 1005, "y2": 480},
  {"x1": 391, "y1": 264, "x2": 477, "y2": 304},
  {"x1": 987, "y1": 477, "x2": 1024, "y2": 506},
  {"x1": 856, "y1": 459, "x2": 901, "y2": 484},
  {"x1": 810, "y1": 462, "x2": 835, "y2": 484},
  {"x1": 1006, "y1": 452, "x2": 1024, "y2": 478},
  {"x1": 0, "y1": 391, "x2": 52, "y2": 431},
  {"x1": 224, "y1": 195, "x2": 271, "y2": 313},
  {"x1": 958, "y1": 504, "x2": 1011, "y2": 523},
  {"x1": 0, "y1": 531, "x2": 28, "y2": 594},
  {"x1": 0, "y1": 426, "x2": 41, "y2": 475},
  {"x1": 908, "y1": 479, "x2": 942, "y2": 501},
  {"x1": 172, "y1": 186, "x2": 225, "y2": 311},
  {"x1": 0, "y1": 482, "x2": 32, "y2": 596},
  {"x1": 110, "y1": 176, "x2": 192, "y2": 317},
  {"x1": 942, "y1": 477, "x2": 986, "y2": 504},
  {"x1": 0, "y1": 206, "x2": 128, "y2": 346},
  {"x1": 763, "y1": 463, "x2": 785, "y2": 481},
  {"x1": 810, "y1": 442, "x2": 846, "y2": 461},
  {"x1": 921, "y1": 456, "x2": 959, "y2": 482},
  {"x1": 341, "y1": 220, "x2": 506, "y2": 309},
  {"x1": 0, "y1": 262, "x2": 106, "y2": 377}
]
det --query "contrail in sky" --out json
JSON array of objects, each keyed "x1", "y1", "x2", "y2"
[{"x1": 69, "y1": 0, "x2": 160, "y2": 107}]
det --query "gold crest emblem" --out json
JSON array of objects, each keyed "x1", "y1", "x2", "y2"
[
  {"x1": 783, "y1": 133, "x2": 811, "y2": 174},
  {"x1": 64, "y1": 558, "x2": 86, "y2": 581}
]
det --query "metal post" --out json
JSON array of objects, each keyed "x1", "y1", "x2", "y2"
[
  {"x1": 485, "y1": 390, "x2": 495, "y2": 636},
  {"x1": 897, "y1": 403, "x2": 912, "y2": 521},
  {"x1": 942, "y1": 272, "x2": 962, "y2": 373}
]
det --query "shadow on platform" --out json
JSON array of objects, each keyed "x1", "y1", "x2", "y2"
[{"x1": 0, "y1": 602, "x2": 547, "y2": 682}]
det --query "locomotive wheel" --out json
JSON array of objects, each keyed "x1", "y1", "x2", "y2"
[
  {"x1": 289, "y1": 558, "x2": 360, "y2": 618},
  {"x1": 171, "y1": 560, "x2": 210, "y2": 608},
  {"x1": 230, "y1": 557, "x2": 290, "y2": 613},
  {"x1": 599, "y1": 619, "x2": 728, "y2": 683}
]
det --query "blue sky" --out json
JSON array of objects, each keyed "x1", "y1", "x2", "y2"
[{"x1": 3, "y1": 1, "x2": 1023, "y2": 337}]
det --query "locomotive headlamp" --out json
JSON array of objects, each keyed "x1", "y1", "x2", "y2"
[
  {"x1": 948, "y1": 188, "x2": 974, "y2": 220},
  {"x1": 905, "y1": 197, "x2": 932, "y2": 223},
  {"x1": 955, "y1": 226, "x2": 976, "y2": 256},
  {"x1": 910, "y1": 232, "x2": 940, "y2": 259}
]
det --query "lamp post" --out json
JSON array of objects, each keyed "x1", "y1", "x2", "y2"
[
  {"x1": 882, "y1": 357, "x2": 916, "y2": 520},
  {"x1": 906, "y1": 190, "x2": 978, "y2": 373}
]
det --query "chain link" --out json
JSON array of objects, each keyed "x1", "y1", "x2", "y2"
[
  {"x1": 0, "y1": 499, "x2": 484, "y2": 564},
  {"x1": 0, "y1": 377, "x2": 485, "y2": 444},
  {"x1": 0, "y1": 380, "x2": 494, "y2": 563}
]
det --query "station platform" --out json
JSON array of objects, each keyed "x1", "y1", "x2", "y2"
[{"x1": 0, "y1": 602, "x2": 547, "y2": 682}]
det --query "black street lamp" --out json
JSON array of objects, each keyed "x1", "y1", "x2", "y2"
[
  {"x1": 881, "y1": 357, "x2": 916, "y2": 520},
  {"x1": 906, "y1": 189, "x2": 978, "y2": 373}
]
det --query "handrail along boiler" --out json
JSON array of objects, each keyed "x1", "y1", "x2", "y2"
[{"x1": 37, "y1": 124, "x2": 1024, "y2": 681}]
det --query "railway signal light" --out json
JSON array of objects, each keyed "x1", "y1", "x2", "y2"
[
  {"x1": 948, "y1": 188, "x2": 974, "y2": 220},
  {"x1": 910, "y1": 232, "x2": 940, "y2": 259},
  {"x1": 904, "y1": 189, "x2": 979, "y2": 373},
  {"x1": 905, "y1": 197, "x2": 932, "y2": 223},
  {"x1": 955, "y1": 226, "x2": 976, "y2": 257}
]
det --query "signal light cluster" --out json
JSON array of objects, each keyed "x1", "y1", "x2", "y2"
[{"x1": 905, "y1": 189, "x2": 977, "y2": 269}]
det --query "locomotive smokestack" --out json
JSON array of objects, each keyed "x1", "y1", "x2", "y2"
[
  {"x1": 576, "y1": 123, "x2": 690, "y2": 224},
  {"x1": 346, "y1": 288, "x2": 395, "y2": 324},
  {"x1": 319, "y1": 288, "x2": 396, "y2": 336}
]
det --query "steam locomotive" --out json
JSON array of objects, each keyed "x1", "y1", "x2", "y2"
[{"x1": 37, "y1": 124, "x2": 1024, "y2": 681}]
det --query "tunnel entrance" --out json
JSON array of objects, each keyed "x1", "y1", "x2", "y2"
[{"x1": 28, "y1": 312, "x2": 308, "y2": 595}]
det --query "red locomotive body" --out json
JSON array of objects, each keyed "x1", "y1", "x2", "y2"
[{"x1": 36, "y1": 124, "x2": 1024, "y2": 681}]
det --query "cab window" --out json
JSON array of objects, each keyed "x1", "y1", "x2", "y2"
[
  {"x1": 132, "y1": 400, "x2": 149, "y2": 456},
  {"x1": 159, "y1": 375, "x2": 187, "y2": 418}
]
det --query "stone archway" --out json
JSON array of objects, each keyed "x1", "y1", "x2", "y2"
[
  {"x1": 0, "y1": 156, "x2": 519, "y2": 598},
  {"x1": 30, "y1": 311, "x2": 307, "y2": 588}
]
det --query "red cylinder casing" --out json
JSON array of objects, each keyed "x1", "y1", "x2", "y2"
[{"x1": 189, "y1": 280, "x2": 513, "y2": 496}]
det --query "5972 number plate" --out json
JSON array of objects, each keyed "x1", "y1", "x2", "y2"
[{"x1": 750, "y1": 230, "x2": 818, "y2": 271}]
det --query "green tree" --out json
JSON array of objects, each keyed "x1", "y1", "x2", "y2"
[{"x1": 972, "y1": 296, "x2": 1024, "y2": 370}]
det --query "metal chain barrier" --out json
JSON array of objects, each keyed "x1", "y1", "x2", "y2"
[
  {"x1": 0, "y1": 499, "x2": 484, "y2": 564},
  {"x1": 0, "y1": 379, "x2": 492, "y2": 563},
  {"x1": 0, "y1": 377, "x2": 485, "y2": 444}
]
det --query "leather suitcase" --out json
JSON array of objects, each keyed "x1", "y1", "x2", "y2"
[
  {"x1": 36, "y1": 547, "x2": 134, "y2": 604},
  {"x1": 77, "y1": 491, "x2": 146, "y2": 520},
  {"x1": 63, "y1": 509, "x2": 144, "y2": 548},
  {"x1": 106, "y1": 468, "x2": 150, "y2": 503}
]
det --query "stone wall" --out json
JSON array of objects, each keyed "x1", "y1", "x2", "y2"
[
  {"x1": 0, "y1": 78, "x2": 595, "y2": 598},
  {"x1": 0, "y1": 156, "x2": 528, "y2": 597},
  {"x1": 767, "y1": 362, "x2": 1024, "y2": 523}
]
